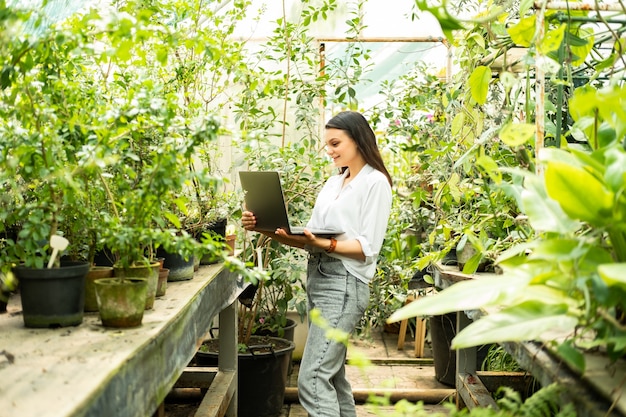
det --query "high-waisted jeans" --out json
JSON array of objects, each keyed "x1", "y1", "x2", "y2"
[{"x1": 297, "y1": 252, "x2": 370, "y2": 417}]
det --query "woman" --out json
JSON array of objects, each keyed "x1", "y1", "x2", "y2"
[{"x1": 242, "y1": 111, "x2": 392, "y2": 417}]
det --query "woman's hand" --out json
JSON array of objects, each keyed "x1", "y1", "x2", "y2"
[
  {"x1": 242, "y1": 211, "x2": 257, "y2": 231},
  {"x1": 275, "y1": 228, "x2": 322, "y2": 248}
]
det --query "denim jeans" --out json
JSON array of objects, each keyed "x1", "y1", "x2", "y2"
[{"x1": 298, "y1": 252, "x2": 370, "y2": 417}]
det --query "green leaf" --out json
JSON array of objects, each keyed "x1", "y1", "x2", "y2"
[
  {"x1": 469, "y1": 66, "x2": 491, "y2": 105},
  {"x1": 115, "y1": 39, "x2": 134, "y2": 62},
  {"x1": 164, "y1": 212, "x2": 181, "y2": 229},
  {"x1": 569, "y1": 28, "x2": 593, "y2": 66},
  {"x1": 452, "y1": 301, "x2": 577, "y2": 348},
  {"x1": 451, "y1": 112, "x2": 465, "y2": 136},
  {"x1": 0, "y1": 65, "x2": 14, "y2": 89},
  {"x1": 387, "y1": 274, "x2": 530, "y2": 322},
  {"x1": 569, "y1": 84, "x2": 601, "y2": 121},
  {"x1": 598, "y1": 263, "x2": 626, "y2": 287},
  {"x1": 556, "y1": 342, "x2": 586, "y2": 373},
  {"x1": 507, "y1": 15, "x2": 536, "y2": 47},
  {"x1": 544, "y1": 160, "x2": 614, "y2": 226},
  {"x1": 519, "y1": 0, "x2": 534, "y2": 16},
  {"x1": 475, "y1": 154, "x2": 501, "y2": 183},
  {"x1": 414, "y1": 0, "x2": 465, "y2": 43},
  {"x1": 520, "y1": 173, "x2": 580, "y2": 234},
  {"x1": 461, "y1": 252, "x2": 483, "y2": 274},
  {"x1": 539, "y1": 23, "x2": 565, "y2": 55},
  {"x1": 499, "y1": 122, "x2": 535, "y2": 146},
  {"x1": 604, "y1": 147, "x2": 626, "y2": 193},
  {"x1": 155, "y1": 46, "x2": 168, "y2": 65}
]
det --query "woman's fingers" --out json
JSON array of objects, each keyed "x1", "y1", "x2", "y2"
[{"x1": 241, "y1": 211, "x2": 256, "y2": 230}]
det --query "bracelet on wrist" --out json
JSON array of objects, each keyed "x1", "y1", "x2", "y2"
[{"x1": 326, "y1": 237, "x2": 337, "y2": 253}]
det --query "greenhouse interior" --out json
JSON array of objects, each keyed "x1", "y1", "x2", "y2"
[{"x1": 0, "y1": 0, "x2": 625, "y2": 416}]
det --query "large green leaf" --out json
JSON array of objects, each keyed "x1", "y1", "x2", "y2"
[
  {"x1": 469, "y1": 66, "x2": 491, "y2": 105},
  {"x1": 538, "y1": 23, "x2": 565, "y2": 55},
  {"x1": 569, "y1": 84, "x2": 626, "y2": 141},
  {"x1": 520, "y1": 173, "x2": 580, "y2": 234},
  {"x1": 452, "y1": 301, "x2": 577, "y2": 348},
  {"x1": 544, "y1": 160, "x2": 614, "y2": 226},
  {"x1": 507, "y1": 15, "x2": 536, "y2": 47},
  {"x1": 387, "y1": 274, "x2": 530, "y2": 322},
  {"x1": 556, "y1": 341, "x2": 586, "y2": 373},
  {"x1": 569, "y1": 28, "x2": 593, "y2": 66},
  {"x1": 598, "y1": 263, "x2": 626, "y2": 287},
  {"x1": 499, "y1": 122, "x2": 535, "y2": 147},
  {"x1": 414, "y1": 0, "x2": 466, "y2": 43},
  {"x1": 604, "y1": 147, "x2": 626, "y2": 194},
  {"x1": 569, "y1": 84, "x2": 601, "y2": 121}
]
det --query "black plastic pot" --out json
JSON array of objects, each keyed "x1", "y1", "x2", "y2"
[
  {"x1": 156, "y1": 248, "x2": 195, "y2": 282},
  {"x1": 197, "y1": 218, "x2": 227, "y2": 265},
  {"x1": 14, "y1": 261, "x2": 90, "y2": 328},
  {"x1": 196, "y1": 336, "x2": 295, "y2": 417},
  {"x1": 92, "y1": 247, "x2": 116, "y2": 267},
  {"x1": 429, "y1": 313, "x2": 456, "y2": 386},
  {"x1": 254, "y1": 318, "x2": 298, "y2": 375}
]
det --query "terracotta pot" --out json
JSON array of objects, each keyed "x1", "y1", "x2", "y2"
[
  {"x1": 225, "y1": 234, "x2": 236, "y2": 256},
  {"x1": 156, "y1": 268, "x2": 169, "y2": 297},
  {"x1": 113, "y1": 262, "x2": 159, "y2": 309},
  {"x1": 84, "y1": 266, "x2": 114, "y2": 312},
  {"x1": 94, "y1": 277, "x2": 148, "y2": 328},
  {"x1": 156, "y1": 257, "x2": 165, "y2": 269}
]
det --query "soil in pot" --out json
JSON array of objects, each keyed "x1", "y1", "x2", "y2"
[
  {"x1": 196, "y1": 335, "x2": 295, "y2": 417},
  {"x1": 84, "y1": 266, "x2": 114, "y2": 312},
  {"x1": 94, "y1": 277, "x2": 148, "y2": 328},
  {"x1": 113, "y1": 262, "x2": 159, "y2": 309},
  {"x1": 14, "y1": 261, "x2": 90, "y2": 328}
]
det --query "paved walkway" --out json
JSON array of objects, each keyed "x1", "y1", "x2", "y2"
[{"x1": 281, "y1": 329, "x2": 455, "y2": 416}]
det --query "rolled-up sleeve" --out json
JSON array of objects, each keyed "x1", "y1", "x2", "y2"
[{"x1": 356, "y1": 179, "x2": 392, "y2": 265}]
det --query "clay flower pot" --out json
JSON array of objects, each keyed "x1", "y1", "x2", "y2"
[
  {"x1": 84, "y1": 266, "x2": 114, "y2": 312},
  {"x1": 94, "y1": 277, "x2": 148, "y2": 328}
]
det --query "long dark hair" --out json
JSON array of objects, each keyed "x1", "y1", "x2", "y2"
[{"x1": 325, "y1": 111, "x2": 392, "y2": 186}]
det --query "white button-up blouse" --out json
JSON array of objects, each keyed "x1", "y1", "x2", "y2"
[{"x1": 306, "y1": 164, "x2": 392, "y2": 284}]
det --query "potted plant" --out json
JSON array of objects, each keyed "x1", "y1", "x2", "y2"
[
  {"x1": 0, "y1": 6, "x2": 101, "y2": 327},
  {"x1": 194, "y1": 250, "x2": 295, "y2": 417},
  {"x1": 0, "y1": 1, "x2": 235, "y2": 326},
  {"x1": 175, "y1": 179, "x2": 242, "y2": 270}
]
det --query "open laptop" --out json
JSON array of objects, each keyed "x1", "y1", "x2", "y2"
[{"x1": 238, "y1": 171, "x2": 342, "y2": 237}]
